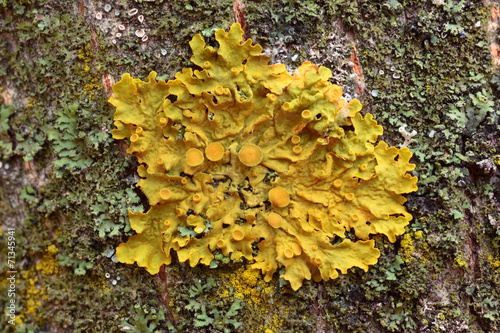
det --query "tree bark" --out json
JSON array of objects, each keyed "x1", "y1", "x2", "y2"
[{"x1": 1, "y1": 0, "x2": 499, "y2": 332}]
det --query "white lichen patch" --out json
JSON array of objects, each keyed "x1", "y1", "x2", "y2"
[{"x1": 399, "y1": 124, "x2": 417, "y2": 147}]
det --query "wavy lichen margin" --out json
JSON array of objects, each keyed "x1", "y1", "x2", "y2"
[{"x1": 109, "y1": 23, "x2": 418, "y2": 290}]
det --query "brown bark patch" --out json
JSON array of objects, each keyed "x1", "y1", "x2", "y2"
[
  {"x1": 346, "y1": 33, "x2": 366, "y2": 96},
  {"x1": 2, "y1": 90, "x2": 12, "y2": 105},
  {"x1": 491, "y1": 6, "x2": 498, "y2": 21},
  {"x1": 78, "y1": 0, "x2": 85, "y2": 16},
  {"x1": 233, "y1": 0, "x2": 247, "y2": 39},
  {"x1": 489, "y1": 6, "x2": 499, "y2": 66},
  {"x1": 90, "y1": 29, "x2": 99, "y2": 54},
  {"x1": 102, "y1": 73, "x2": 115, "y2": 98}
]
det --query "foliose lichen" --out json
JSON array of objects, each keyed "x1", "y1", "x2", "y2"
[{"x1": 110, "y1": 23, "x2": 418, "y2": 290}]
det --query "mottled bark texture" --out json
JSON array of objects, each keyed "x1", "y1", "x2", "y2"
[{"x1": 1, "y1": 0, "x2": 499, "y2": 332}]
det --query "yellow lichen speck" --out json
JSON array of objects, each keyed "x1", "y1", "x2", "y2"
[{"x1": 109, "y1": 23, "x2": 418, "y2": 290}]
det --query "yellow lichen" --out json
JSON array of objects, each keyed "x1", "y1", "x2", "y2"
[
  {"x1": 454, "y1": 253, "x2": 468, "y2": 268},
  {"x1": 17, "y1": 245, "x2": 60, "y2": 324},
  {"x1": 217, "y1": 267, "x2": 285, "y2": 332},
  {"x1": 21, "y1": 272, "x2": 45, "y2": 318},
  {"x1": 35, "y1": 245, "x2": 60, "y2": 276},
  {"x1": 205, "y1": 142, "x2": 225, "y2": 161},
  {"x1": 414, "y1": 230, "x2": 423, "y2": 239},
  {"x1": 238, "y1": 144, "x2": 263, "y2": 166},
  {"x1": 267, "y1": 212, "x2": 282, "y2": 229},
  {"x1": 186, "y1": 148, "x2": 204, "y2": 167},
  {"x1": 487, "y1": 255, "x2": 500, "y2": 269},
  {"x1": 110, "y1": 23, "x2": 418, "y2": 290},
  {"x1": 400, "y1": 233, "x2": 415, "y2": 263},
  {"x1": 268, "y1": 187, "x2": 290, "y2": 208}
]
